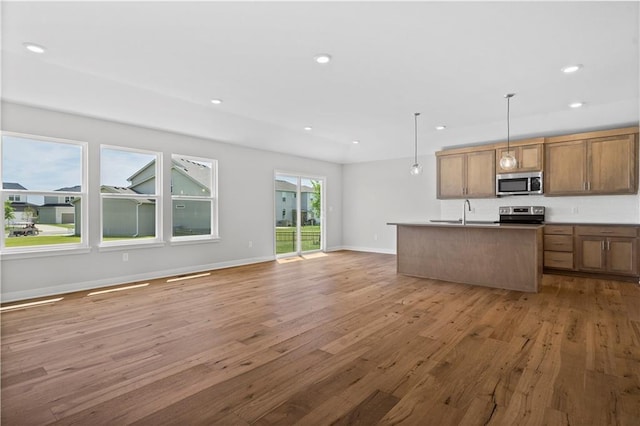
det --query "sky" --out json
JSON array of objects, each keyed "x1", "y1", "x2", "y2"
[
  {"x1": 1, "y1": 136, "x2": 155, "y2": 190},
  {"x1": 2, "y1": 136, "x2": 82, "y2": 191}
]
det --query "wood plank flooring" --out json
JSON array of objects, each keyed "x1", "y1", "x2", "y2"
[{"x1": 1, "y1": 251, "x2": 639, "y2": 425}]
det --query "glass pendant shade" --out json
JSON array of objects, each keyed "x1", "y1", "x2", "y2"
[
  {"x1": 410, "y1": 163, "x2": 423, "y2": 175},
  {"x1": 499, "y1": 152, "x2": 517, "y2": 170}
]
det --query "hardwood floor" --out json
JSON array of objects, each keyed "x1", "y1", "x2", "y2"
[{"x1": 1, "y1": 251, "x2": 639, "y2": 425}]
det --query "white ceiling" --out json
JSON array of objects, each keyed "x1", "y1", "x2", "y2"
[{"x1": 2, "y1": 1, "x2": 639, "y2": 164}]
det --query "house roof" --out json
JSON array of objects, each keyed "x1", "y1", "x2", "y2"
[
  {"x1": 6, "y1": 201, "x2": 40, "y2": 211},
  {"x1": 172, "y1": 158, "x2": 211, "y2": 190},
  {"x1": 3, "y1": 182, "x2": 27, "y2": 190},
  {"x1": 100, "y1": 185, "x2": 155, "y2": 204},
  {"x1": 275, "y1": 180, "x2": 314, "y2": 193},
  {"x1": 55, "y1": 185, "x2": 81, "y2": 192}
]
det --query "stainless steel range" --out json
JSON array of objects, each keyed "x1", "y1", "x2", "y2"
[{"x1": 499, "y1": 206, "x2": 545, "y2": 224}]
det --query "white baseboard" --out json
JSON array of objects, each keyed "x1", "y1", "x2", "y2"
[
  {"x1": 340, "y1": 245, "x2": 397, "y2": 255},
  {"x1": 1, "y1": 255, "x2": 276, "y2": 303}
]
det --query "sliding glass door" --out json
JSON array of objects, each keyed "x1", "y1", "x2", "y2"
[{"x1": 275, "y1": 174, "x2": 323, "y2": 256}]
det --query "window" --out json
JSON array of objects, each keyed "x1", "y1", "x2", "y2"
[
  {"x1": 1, "y1": 133, "x2": 86, "y2": 251},
  {"x1": 100, "y1": 146, "x2": 161, "y2": 245},
  {"x1": 171, "y1": 154, "x2": 217, "y2": 240}
]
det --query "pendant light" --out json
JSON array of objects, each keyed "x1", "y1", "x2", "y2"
[
  {"x1": 409, "y1": 112, "x2": 422, "y2": 176},
  {"x1": 499, "y1": 93, "x2": 518, "y2": 171}
]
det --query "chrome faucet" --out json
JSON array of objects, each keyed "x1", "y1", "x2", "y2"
[{"x1": 462, "y1": 199, "x2": 471, "y2": 225}]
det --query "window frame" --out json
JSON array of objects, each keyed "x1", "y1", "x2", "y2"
[
  {"x1": 170, "y1": 154, "x2": 218, "y2": 243},
  {"x1": 99, "y1": 145, "x2": 163, "y2": 248},
  {"x1": 0, "y1": 131, "x2": 89, "y2": 256}
]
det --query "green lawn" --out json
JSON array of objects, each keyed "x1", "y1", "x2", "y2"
[
  {"x1": 276, "y1": 226, "x2": 321, "y2": 254},
  {"x1": 4, "y1": 235, "x2": 81, "y2": 247}
]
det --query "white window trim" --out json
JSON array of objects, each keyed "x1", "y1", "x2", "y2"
[
  {"x1": 170, "y1": 154, "x2": 218, "y2": 242},
  {"x1": 99, "y1": 145, "x2": 163, "y2": 247},
  {"x1": 0, "y1": 131, "x2": 89, "y2": 254}
]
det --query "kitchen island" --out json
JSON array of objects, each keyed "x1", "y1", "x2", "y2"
[{"x1": 388, "y1": 222, "x2": 544, "y2": 292}]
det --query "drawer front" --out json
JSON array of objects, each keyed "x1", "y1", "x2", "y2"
[
  {"x1": 544, "y1": 225, "x2": 573, "y2": 235},
  {"x1": 544, "y1": 251, "x2": 574, "y2": 270},
  {"x1": 544, "y1": 235, "x2": 573, "y2": 252},
  {"x1": 575, "y1": 226, "x2": 637, "y2": 238}
]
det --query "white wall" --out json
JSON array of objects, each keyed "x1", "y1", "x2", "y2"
[
  {"x1": 342, "y1": 154, "x2": 439, "y2": 254},
  {"x1": 0, "y1": 102, "x2": 343, "y2": 301},
  {"x1": 441, "y1": 194, "x2": 638, "y2": 224}
]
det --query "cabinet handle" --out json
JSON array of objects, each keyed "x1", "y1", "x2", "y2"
[
  {"x1": 607, "y1": 240, "x2": 611, "y2": 250},
  {"x1": 587, "y1": 182, "x2": 591, "y2": 191},
  {"x1": 601, "y1": 241, "x2": 605, "y2": 250},
  {"x1": 583, "y1": 182, "x2": 587, "y2": 190}
]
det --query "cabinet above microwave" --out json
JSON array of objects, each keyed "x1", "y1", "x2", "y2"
[{"x1": 495, "y1": 139, "x2": 544, "y2": 173}]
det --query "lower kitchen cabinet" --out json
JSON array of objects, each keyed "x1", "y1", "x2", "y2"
[
  {"x1": 575, "y1": 226, "x2": 638, "y2": 276},
  {"x1": 543, "y1": 225, "x2": 574, "y2": 270}
]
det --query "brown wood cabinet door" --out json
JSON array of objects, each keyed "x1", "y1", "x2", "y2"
[
  {"x1": 607, "y1": 237, "x2": 638, "y2": 275},
  {"x1": 437, "y1": 154, "x2": 465, "y2": 199},
  {"x1": 519, "y1": 144, "x2": 543, "y2": 171},
  {"x1": 576, "y1": 236, "x2": 606, "y2": 272},
  {"x1": 588, "y1": 135, "x2": 637, "y2": 194},
  {"x1": 545, "y1": 140, "x2": 588, "y2": 195},
  {"x1": 496, "y1": 144, "x2": 543, "y2": 173},
  {"x1": 466, "y1": 150, "x2": 495, "y2": 198}
]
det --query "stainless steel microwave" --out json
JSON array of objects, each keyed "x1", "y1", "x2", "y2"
[{"x1": 496, "y1": 171, "x2": 543, "y2": 196}]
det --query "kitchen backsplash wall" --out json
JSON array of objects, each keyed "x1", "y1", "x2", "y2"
[{"x1": 440, "y1": 194, "x2": 638, "y2": 223}]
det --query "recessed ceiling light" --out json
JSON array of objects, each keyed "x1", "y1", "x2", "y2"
[
  {"x1": 435, "y1": 125, "x2": 447, "y2": 130},
  {"x1": 569, "y1": 101, "x2": 584, "y2": 108},
  {"x1": 352, "y1": 140, "x2": 360, "y2": 144},
  {"x1": 314, "y1": 54, "x2": 332, "y2": 64},
  {"x1": 561, "y1": 64, "x2": 583, "y2": 74},
  {"x1": 23, "y1": 42, "x2": 45, "y2": 54},
  {"x1": 304, "y1": 126, "x2": 312, "y2": 131},
  {"x1": 210, "y1": 99, "x2": 223, "y2": 105}
]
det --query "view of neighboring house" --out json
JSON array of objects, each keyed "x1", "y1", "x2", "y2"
[
  {"x1": 169, "y1": 157, "x2": 213, "y2": 236},
  {"x1": 275, "y1": 180, "x2": 318, "y2": 227},
  {"x1": 3, "y1": 182, "x2": 39, "y2": 223},
  {"x1": 91, "y1": 186, "x2": 156, "y2": 238},
  {"x1": 72, "y1": 157, "x2": 212, "y2": 237},
  {"x1": 39, "y1": 185, "x2": 80, "y2": 224}
]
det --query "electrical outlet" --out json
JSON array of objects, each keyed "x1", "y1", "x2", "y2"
[
  {"x1": 248, "y1": 240, "x2": 253, "y2": 248},
  {"x1": 572, "y1": 207, "x2": 579, "y2": 214},
  {"x1": 374, "y1": 233, "x2": 378, "y2": 241},
  {"x1": 122, "y1": 253, "x2": 129, "y2": 262}
]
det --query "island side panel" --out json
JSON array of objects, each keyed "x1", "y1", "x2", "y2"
[{"x1": 396, "y1": 225, "x2": 542, "y2": 292}]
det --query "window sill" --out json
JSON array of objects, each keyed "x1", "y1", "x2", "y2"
[
  {"x1": 170, "y1": 235, "x2": 221, "y2": 246},
  {"x1": 98, "y1": 240, "x2": 166, "y2": 252},
  {"x1": 0, "y1": 245, "x2": 92, "y2": 260}
]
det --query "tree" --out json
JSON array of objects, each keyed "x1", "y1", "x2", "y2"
[
  {"x1": 4, "y1": 200, "x2": 15, "y2": 223},
  {"x1": 24, "y1": 206, "x2": 37, "y2": 223},
  {"x1": 310, "y1": 180, "x2": 321, "y2": 221}
]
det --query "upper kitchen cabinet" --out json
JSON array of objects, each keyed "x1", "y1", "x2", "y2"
[
  {"x1": 545, "y1": 127, "x2": 639, "y2": 196},
  {"x1": 495, "y1": 138, "x2": 544, "y2": 173},
  {"x1": 437, "y1": 148, "x2": 495, "y2": 199}
]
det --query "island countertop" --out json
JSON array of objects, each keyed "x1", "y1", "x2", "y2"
[
  {"x1": 387, "y1": 221, "x2": 545, "y2": 230},
  {"x1": 389, "y1": 222, "x2": 543, "y2": 292}
]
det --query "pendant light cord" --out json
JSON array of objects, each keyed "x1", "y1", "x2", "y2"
[
  {"x1": 507, "y1": 96, "x2": 510, "y2": 152},
  {"x1": 414, "y1": 112, "x2": 420, "y2": 163},
  {"x1": 505, "y1": 93, "x2": 515, "y2": 153}
]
